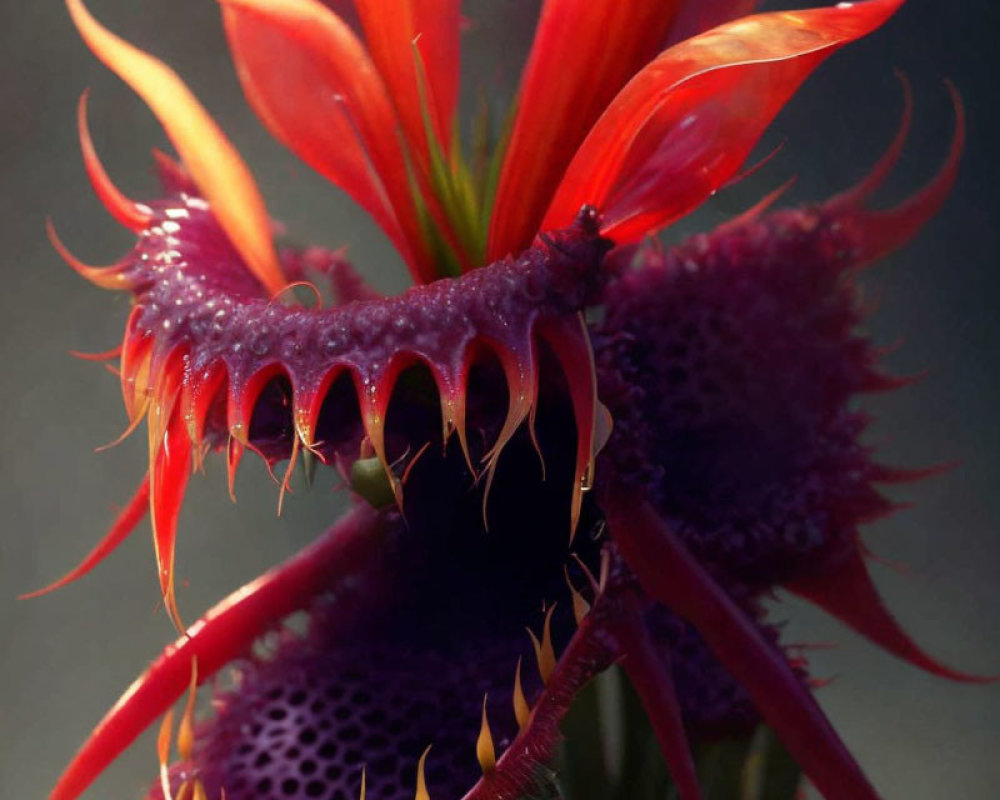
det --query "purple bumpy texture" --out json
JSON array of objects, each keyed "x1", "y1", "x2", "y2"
[{"x1": 596, "y1": 203, "x2": 893, "y2": 594}]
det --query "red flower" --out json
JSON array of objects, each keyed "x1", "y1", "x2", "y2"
[{"x1": 33, "y1": 1, "x2": 991, "y2": 799}]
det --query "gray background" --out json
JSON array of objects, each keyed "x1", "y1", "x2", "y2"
[{"x1": 1, "y1": 1, "x2": 997, "y2": 798}]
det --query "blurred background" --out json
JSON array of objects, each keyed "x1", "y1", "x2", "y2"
[{"x1": 1, "y1": 1, "x2": 998, "y2": 798}]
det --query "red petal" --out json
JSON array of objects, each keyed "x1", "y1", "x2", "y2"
[
  {"x1": 354, "y1": 0, "x2": 461, "y2": 164},
  {"x1": 220, "y1": 0, "x2": 435, "y2": 283},
  {"x1": 786, "y1": 546, "x2": 995, "y2": 684},
  {"x1": 46, "y1": 504, "x2": 386, "y2": 800},
  {"x1": 487, "y1": 0, "x2": 684, "y2": 259},
  {"x1": 604, "y1": 490, "x2": 880, "y2": 800},
  {"x1": 19, "y1": 476, "x2": 149, "y2": 599},
  {"x1": 665, "y1": 0, "x2": 761, "y2": 46},
  {"x1": 544, "y1": 0, "x2": 906, "y2": 243}
]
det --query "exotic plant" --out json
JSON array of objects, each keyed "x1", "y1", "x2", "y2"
[{"x1": 31, "y1": 0, "x2": 991, "y2": 798}]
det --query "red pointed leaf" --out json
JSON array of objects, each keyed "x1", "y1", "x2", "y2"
[
  {"x1": 220, "y1": 0, "x2": 436, "y2": 282},
  {"x1": 544, "y1": 0, "x2": 906, "y2": 244},
  {"x1": 487, "y1": 0, "x2": 684, "y2": 259},
  {"x1": 786, "y1": 546, "x2": 995, "y2": 683},
  {"x1": 604, "y1": 490, "x2": 880, "y2": 800},
  {"x1": 19, "y1": 476, "x2": 149, "y2": 599}
]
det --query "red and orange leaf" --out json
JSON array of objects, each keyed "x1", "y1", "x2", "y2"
[
  {"x1": 66, "y1": 0, "x2": 285, "y2": 296},
  {"x1": 543, "y1": 0, "x2": 906, "y2": 243},
  {"x1": 220, "y1": 0, "x2": 436, "y2": 283},
  {"x1": 487, "y1": 0, "x2": 683, "y2": 260},
  {"x1": 19, "y1": 476, "x2": 150, "y2": 599},
  {"x1": 354, "y1": 0, "x2": 461, "y2": 164}
]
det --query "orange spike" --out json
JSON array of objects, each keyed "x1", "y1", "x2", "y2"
[
  {"x1": 528, "y1": 604, "x2": 558, "y2": 685},
  {"x1": 77, "y1": 90, "x2": 152, "y2": 230},
  {"x1": 512, "y1": 657, "x2": 531, "y2": 731},
  {"x1": 69, "y1": 345, "x2": 123, "y2": 362},
  {"x1": 476, "y1": 695, "x2": 496, "y2": 774},
  {"x1": 47, "y1": 218, "x2": 130, "y2": 290},
  {"x1": 156, "y1": 710, "x2": 174, "y2": 800},
  {"x1": 67, "y1": 0, "x2": 286, "y2": 296},
  {"x1": 415, "y1": 746, "x2": 432, "y2": 800},
  {"x1": 176, "y1": 658, "x2": 198, "y2": 761},
  {"x1": 19, "y1": 475, "x2": 150, "y2": 599}
]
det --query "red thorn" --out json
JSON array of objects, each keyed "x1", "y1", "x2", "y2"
[
  {"x1": 850, "y1": 81, "x2": 966, "y2": 266},
  {"x1": 717, "y1": 176, "x2": 797, "y2": 234},
  {"x1": 722, "y1": 139, "x2": 787, "y2": 190},
  {"x1": 19, "y1": 475, "x2": 149, "y2": 599},
  {"x1": 77, "y1": 90, "x2": 152, "y2": 231},
  {"x1": 861, "y1": 367, "x2": 928, "y2": 392},
  {"x1": 613, "y1": 600, "x2": 702, "y2": 800},
  {"x1": 786, "y1": 545, "x2": 996, "y2": 684},
  {"x1": 46, "y1": 218, "x2": 131, "y2": 290},
  {"x1": 69, "y1": 345, "x2": 124, "y2": 362},
  {"x1": 828, "y1": 70, "x2": 914, "y2": 211},
  {"x1": 603, "y1": 489, "x2": 880, "y2": 800},
  {"x1": 46, "y1": 503, "x2": 387, "y2": 800},
  {"x1": 870, "y1": 460, "x2": 959, "y2": 484}
]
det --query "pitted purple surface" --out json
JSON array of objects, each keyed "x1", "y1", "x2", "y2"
[
  {"x1": 595, "y1": 205, "x2": 891, "y2": 591},
  {"x1": 192, "y1": 621, "x2": 530, "y2": 800}
]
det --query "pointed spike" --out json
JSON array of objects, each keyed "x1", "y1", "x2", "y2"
[
  {"x1": 829, "y1": 70, "x2": 914, "y2": 211},
  {"x1": 529, "y1": 604, "x2": 558, "y2": 685},
  {"x1": 786, "y1": 546, "x2": 996, "y2": 683},
  {"x1": 19, "y1": 474, "x2": 150, "y2": 599},
  {"x1": 226, "y1": 436, "x2": 245, "y2": 502},
  {"x1": 476, "y1": 695, "x2": 496, "y2": 775},
  {"x1": 77, "y1": 90, "x2": 152, "y2": 230},
  {"x1": 176, "y1": 657, "x2": 198, "y2": 762},
  {"x1": 718, "y1": 177, "x2": 798, "y2": 234},
  {"x1": 604, "y1": 489, "x2": 881, "y2": 800},
  {"x1": 277, "y1": 435, "x2": 301, "y2": 517},
  {"x1": 415, "y1": 746, "x2": 431, "y2": 800},
  {"x1": 47, "y1": 218, "x2": 131, "y2": 290},
  {"x1": 851, "y1": 81, "x2": 966, "y2": 266},
  {"x1": 564, "y1": 567, "x2": 591, "y2": 626},
  {"x1": 156, "y1": 709, "x2": 174, "y2": 800},
  {"x1": 512, "y1": 657, "x2": 531, "y2": 732},
  {"x1": 69, "y1": 345, "x2": 124, "y2": 362},
  {"x1": 358, "y1": 768, "x2": 366, "y2": 800},
  {"x1": 537, "y1": 316, "x2": 597, "y2": 540},
  {"x1": 870, "y1": 460, "x2": 959, "y2": 484}
]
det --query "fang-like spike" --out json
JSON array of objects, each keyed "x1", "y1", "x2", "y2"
[
  {"x1": 603, "y1": 489, "x2": 880, "y2": 800},
  {"x1": 358, "y1": 768, "x2": 366, "y2": 800},
  {"x1": 512, "y1": 657, "x2": 531, "y2": 732},
  {"x1": 476, "y1": 695, "x2": 496, "y2": 775},
  {"x1": 786, "y1": 545, "x2": 995, "y2": 683},
  {"x1": 19, "y1": 474, "x2": 149, "y2": 599},
  {"x1": 77, "y1": 90, "x2": 152, "y2": 230},
  {"x1": 415, "y1": 746, "x2": 432, "y2": 800}
]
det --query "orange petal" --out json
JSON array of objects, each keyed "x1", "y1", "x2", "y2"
[
  {"x1": 487, "y1": 0, "x2": 684, "y2": 259},
  {"x1": 66, "y1": 0, "x2": 285, "y2": 296},
  {"x1": 543, "y1": 0, "x2": 906, "y2": 243},
  {"x1": 220, "y1": 0, "x2": 435, "y2": 283},
  {"x1": 354, "y1": 0, "x2": 461, "y2": 164}
]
